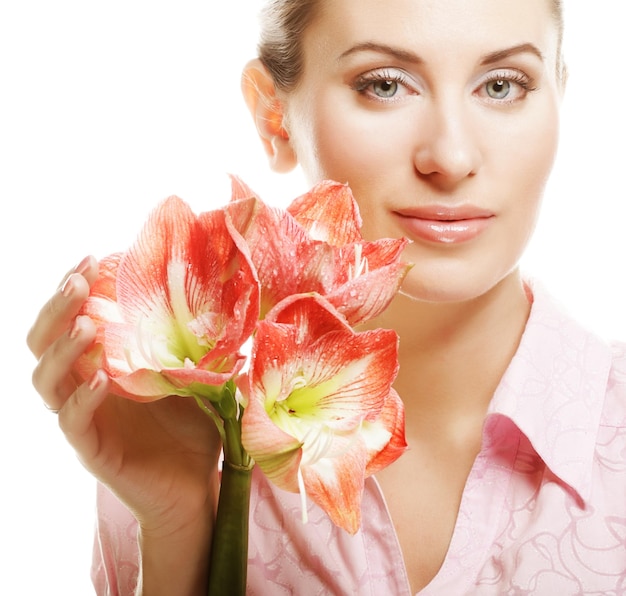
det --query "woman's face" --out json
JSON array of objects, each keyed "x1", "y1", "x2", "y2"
[{"x1": 281, "y1": 0, "x2": 563, "y2": 303}]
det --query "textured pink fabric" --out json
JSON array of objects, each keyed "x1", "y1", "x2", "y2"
[{"x1": 91, "y1": 284, "x2": 626, "y2": 594}]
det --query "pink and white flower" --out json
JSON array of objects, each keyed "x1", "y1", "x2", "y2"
[
  {"x1": 76, "y1": 196, "x2": 259, "y2": 401},
  {"x1": 226, "y1": 177, "x2": 412, "y2": 325},
  {"x1": 240, "y1": 293, "x2": 407, "y2": 534}
]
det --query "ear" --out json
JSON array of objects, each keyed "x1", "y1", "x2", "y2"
[
  {"x1": 241, "y1": 59, "x2": 298, "y2": 173},
  {"x1": 559, "y1": 62, "x2": 568, "y2": 96}
]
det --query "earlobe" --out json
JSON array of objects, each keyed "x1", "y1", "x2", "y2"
[{"x1": 241, "y1": 59, "x2": 298, "y2": 173}]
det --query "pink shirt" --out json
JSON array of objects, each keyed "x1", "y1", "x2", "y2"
[{"x1": 92, "y1": 284, "x2": 626, "y2": 594}]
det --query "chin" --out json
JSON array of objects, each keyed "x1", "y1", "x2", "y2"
[
  {"x1": 397, "y1": 267, "x2": 517, "y2": 305},
  {"x1": 399, "y1": 282, "x2": 479, "y2": 305}
]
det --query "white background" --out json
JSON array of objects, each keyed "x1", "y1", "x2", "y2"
[{"x1": 1, "y1": 2, "x2": 624, "y2": 593}]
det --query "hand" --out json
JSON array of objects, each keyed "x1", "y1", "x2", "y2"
[{"x1": 27, "y1": 257, "x2": 221, "y2": 585}]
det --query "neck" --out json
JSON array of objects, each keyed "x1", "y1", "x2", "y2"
[{"x1": 368, "y1": 270, "x2": 531, "y2": 443}]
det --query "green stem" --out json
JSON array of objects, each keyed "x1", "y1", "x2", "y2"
[
  {"x1": 223, "y1": 416, "x2": 251, "y2": 468},
  {"x1": 193, "y1": 396, "x2": 226, "y2": 444},
  {"x1": 207, "y1": 461, "x2": 253, "y2": 596}
]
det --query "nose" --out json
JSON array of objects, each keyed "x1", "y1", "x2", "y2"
[{"x1": 413, "y1": 98, "x2": 482, "y2": 186}]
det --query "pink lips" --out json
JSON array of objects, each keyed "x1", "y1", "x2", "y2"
[{"x1": 394, "y1": 205, "x2": 494, "y2": 244}]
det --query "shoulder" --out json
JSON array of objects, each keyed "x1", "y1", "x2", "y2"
[{"x1": 522, "y1": 280, "x2": 626, "y2": 428}]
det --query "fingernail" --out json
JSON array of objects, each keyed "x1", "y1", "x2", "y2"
[
  {"x1": 88, "y1": 370, "x2": 105, "y2": 391},
  {"x1": 74, "y1": 256, "x2": 91, "y2": 276},
  {"x1": 69, "y1": 316, "x2": 82, "y2": 340},
  {"x1": 61, "y1": 274, "x2": 75, "y2": 298}
]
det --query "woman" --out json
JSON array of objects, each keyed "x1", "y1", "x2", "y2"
[{"x1": 27, "y1": 0, "x2": 626, "y2": 593}]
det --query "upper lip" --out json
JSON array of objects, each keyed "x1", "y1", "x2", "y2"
[{"x1": 394, "y1": 205, "x2": 495, "y2": 221}]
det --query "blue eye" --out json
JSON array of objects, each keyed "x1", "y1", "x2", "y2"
[
  {"x1": 352, "y1": 69, "x2": 414, "y2": 102},
  {"x1": 486, "y1": 79, "x2": 511, "y2": 99},
  {"x1": 372, "y1": 79, "x2": 399, "y2": 98},
  {"x1": 479, "y1": 71, "x2": 537, "y2": 104}
]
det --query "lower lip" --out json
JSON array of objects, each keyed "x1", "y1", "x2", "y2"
[{"x1": 396, "y1": 215, "x2": 493, "y2": 244}]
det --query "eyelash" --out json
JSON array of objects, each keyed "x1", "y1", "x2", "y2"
[
  {"x1": 352, "y1": 69, "x2": 414, "y2": 102},
  {"x1": 351, "y1": 68, "x2": 538, "y2": 104},
  {"x1": 481, "y1": 70, "x2": 538, "y2": 104}
]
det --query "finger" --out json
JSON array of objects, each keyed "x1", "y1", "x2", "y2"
[
  {"x1": 58, "y1": 370, "x2": 111, "y2": 466},
  {"x1": 26, "y1": 256, "x2": 98, "y2": 359},
  {"x1": 53, "y1": 255, "x2": 98, "y2": 290},
  {"x1": 32, "y1": 315, "x2": 97, "y2": 412}
]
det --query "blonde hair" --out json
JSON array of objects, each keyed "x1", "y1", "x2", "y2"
[
  {"x1": 258, "y1": 0, "x2": 566, "y2": 90},
  {"x1": 258, "y1": 0, "x2": 321, "y2": 91}
]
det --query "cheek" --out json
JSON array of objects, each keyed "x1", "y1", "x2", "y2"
[
  {"x1": 296, "y1": 96, "x2": 406, "y2": 185},
  {"x1": 300, "y1": 105, "x2": 411, "y2": 242},
  {"x1": 483, "y1": 105, "x2": 561, "y2": 290},
  {"x1": 508, "y1": 104, "x2": 560, "y2": 223}
]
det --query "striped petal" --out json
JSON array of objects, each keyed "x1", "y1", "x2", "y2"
[
  {"x1": 287, "y1": 180, "x2": 362, "y2": 246},
  {"x1": 226, "y1": 196, "x2": 328, "y2": 317}
]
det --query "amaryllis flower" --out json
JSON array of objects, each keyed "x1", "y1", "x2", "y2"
[
  {"x1": 68, "y1": 179, "x2": 409, "y2": 595},
  {"x1": 75, "y1": 196, "x2": 260, "y2": 401},
  {"x1": 226, "y1": 178, "x2": 412, "y2": 325},
  {"x1": 239, "y1": 293, "x2": 407, "y2": 534}
]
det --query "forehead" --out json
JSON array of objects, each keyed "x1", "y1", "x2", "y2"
[{"x1": 307, "y1": 0, "x2": 558, "y2": 66}]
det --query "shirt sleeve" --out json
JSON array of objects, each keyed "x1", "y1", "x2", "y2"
[{"x1": 91, "y1": 483, "x2": 140, "y2": 596}]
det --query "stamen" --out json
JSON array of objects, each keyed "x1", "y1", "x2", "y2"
[
  {"x1": 297, "y1": 467, "x2": 309, "y2": 524},
  {"x1": 349, "y1": 244, "x2": 369, "y2": 280},
  {"x1": 300, "y1": 424, "x2": 334, "y2": 465},
  {"x1": 131, "y1": 315, "x2": 164, "y2": 371}
]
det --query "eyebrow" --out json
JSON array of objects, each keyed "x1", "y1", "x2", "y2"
[
  {"x1": 338, "y1": 41, "x2": 544, "y2": 66},
  {"x1": 338, "y1": 42, "x2": 424, "y2": 65},
  {"x1": 480, "y1": 43, "x2": 544, "y2": 65}
]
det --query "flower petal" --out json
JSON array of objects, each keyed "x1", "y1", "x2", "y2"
[
  {"x1": 327, "y1": 263, "x2": 412, "y2": 326},
  {"x1": 228, "y1": 173, "x2": 259, "y2": 202},
  {"x1": 198, "y1": 207, "x2": 260, "y2": 357},
  {"x1": 241, "y1": 378, "x2": 303, "y2": 493},
  {"x1": 226, "y1": 196, "x2": 325, "y2": 316},
  {"x1": 287, "y1": 181, "x2": 362, "y2": 246},
  {"x1": 265, "y1": 292, "x2": 353, "y2": 336},
  {"x1": 301, "y1": 442, "x2": 367, "y2": 534},
  {"x1": 364, "y1": 388, "x2": 408, "y2": 476},
  {"x1": 106, "y1": 368, "x2": 182, "y2": 401},
  {"x1": 318, "y1": 239, "x2": 410, "y2": 325}
]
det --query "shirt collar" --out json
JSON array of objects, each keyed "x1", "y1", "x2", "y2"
[{"x1": 487, "y1": 280, "x2": 613, "y2": 503}]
